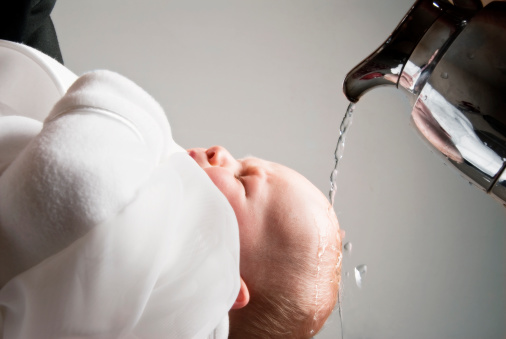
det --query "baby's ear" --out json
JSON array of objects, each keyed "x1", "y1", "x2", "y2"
[{"x1": 231, "y1": 277, "x2": 250, "y2": 309}]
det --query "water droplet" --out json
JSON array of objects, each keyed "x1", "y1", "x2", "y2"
[
  {"x1": 467, "y1": 52, "x2": 475, "y2": 60},
  {"x1": 354, "y1": 264, "x2": 367, "y2": 288},
  {"x1": 440, "y1": 72, "x2": 449, "y2": 79},
  {"x1": 345, "y1": 271, "x2": 350, "y2": 278},
  {"x1": 343, "y1": 242, "x2": 352, "y2": 253}
]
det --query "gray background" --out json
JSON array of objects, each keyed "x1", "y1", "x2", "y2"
[{"x1": 52, "y1": 1, "x2": 505, "y2": 338}]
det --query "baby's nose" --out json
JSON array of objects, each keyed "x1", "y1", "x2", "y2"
[{"x1": 206, "y1": 146, "x2": 233, "y2": 167}]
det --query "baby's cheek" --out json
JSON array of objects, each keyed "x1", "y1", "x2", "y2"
[{"x1": 204, "y1": 168, "x2": 242, "y2": 208}]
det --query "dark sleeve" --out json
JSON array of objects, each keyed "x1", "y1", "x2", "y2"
[{"x1": 0, "y1": 0, "x2": 63, "y2": 63}]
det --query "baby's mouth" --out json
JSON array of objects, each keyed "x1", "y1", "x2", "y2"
[
  {"x1": 187, "y1": 149, "x2": 198, "y2": 160},
  {"x1": 186, "y1": 149, "x2": 209, "y2": 168}
]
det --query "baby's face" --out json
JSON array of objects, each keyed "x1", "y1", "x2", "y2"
[
  {"x1": 187, "y1": 146, "x2": 281, "y2": 254},
  {"x1": 187, "y1": 146, "x2": 339, "y2": 287}
]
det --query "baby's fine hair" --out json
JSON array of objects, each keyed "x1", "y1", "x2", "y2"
[{"x1": 229, "y1": 219, "x2": 341, "y2": 338}]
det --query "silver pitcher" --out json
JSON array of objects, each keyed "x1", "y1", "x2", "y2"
[{"x1": 343, "y1": 0, "x2": 506, "y2": 205}]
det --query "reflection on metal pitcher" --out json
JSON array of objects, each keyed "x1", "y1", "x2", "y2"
[{"x1": 343, "y1": 0, "x2": 506, "y2": 204}]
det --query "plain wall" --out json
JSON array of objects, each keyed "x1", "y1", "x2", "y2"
[{"x1": 52, "y1": 1, "x2": 506, "y2": 338}]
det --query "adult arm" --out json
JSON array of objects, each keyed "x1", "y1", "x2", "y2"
[{"x1": 0, "y1": 0, "x2": 63, "y2": 63}]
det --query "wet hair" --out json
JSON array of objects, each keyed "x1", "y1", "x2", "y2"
[{"x1": 229, "y1": 218, "x2": 341, "y2": 338}]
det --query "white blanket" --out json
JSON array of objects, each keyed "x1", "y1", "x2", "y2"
[{"x1": 0, "y1": 41, "x2": 239, "y2": 339}]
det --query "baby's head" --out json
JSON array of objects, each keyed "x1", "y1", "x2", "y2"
[{"x1": 188, "y1": 146, "x2": 342, "y2": 338}]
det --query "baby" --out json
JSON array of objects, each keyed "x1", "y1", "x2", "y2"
[
  {"x1": 0, "y1": 51, "x2": 341, "y2": 339},
  {"x1": 188, "y1": 146, "x2": 342, "y2": 338}
]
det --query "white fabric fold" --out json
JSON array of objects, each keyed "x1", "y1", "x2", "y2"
[
  {"x1": 1, "y1": 152, "x2": 239, "y2": 339},
  {"x1": 0, "y1": 41, "x2": 239, "y2": 339}
]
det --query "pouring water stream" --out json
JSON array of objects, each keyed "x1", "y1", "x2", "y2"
[{"x1": 326, "y1": 102, "x2": 355, "y2": 339}]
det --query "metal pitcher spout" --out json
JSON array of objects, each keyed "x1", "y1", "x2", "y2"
[
  {"x1": 343, "y1": 0, "x2": 506, "y2": 205},
  {"x1": 343, "y1": 0, "x2": 479, "y2": 103}
]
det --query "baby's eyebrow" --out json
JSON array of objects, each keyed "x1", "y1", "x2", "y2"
[
  {"x1": 237, "y1": 155, "x2": 258, "y2": 169},
  {"x1": 237, "y1": 156, "x2": 261, "y2": 174}
]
